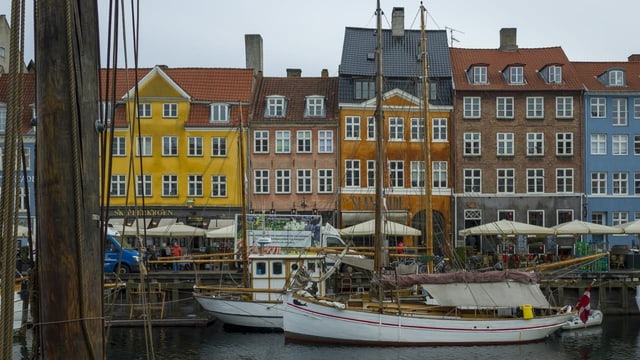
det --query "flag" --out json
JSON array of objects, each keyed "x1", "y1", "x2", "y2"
[{"x1": 575, "y1": 284, "x2": 592, "y2": 324}]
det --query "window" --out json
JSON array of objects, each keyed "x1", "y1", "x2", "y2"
[
  {"x1": 529, "y1": 210, "x2": 544, "y2": 226},
  {"x1": 211, "y1": 175, "x2": 227, "y2": 197},
  {"x1": 389, "y1": 117, "x2": 404, "y2": 141},
  {"x1": 136, "y1": 136, "x2": 152, "y2": 156},
  {"x1": 253, "y1": 131, "x2": 269, "y2": 153},
  {"x1": 367, "y1": 116, "x2": 376, "y2": 140},
  {"x1": 22, "y1": 148, "x2": 31, "y2": 171},
  {"x1": 527, "y1": 169, "x2": 544, "y2": 193},
  {"x1": 497, "y1": 169, "x2": 515, "y2": 193},
  {"x1": 592, "y1": 213, "x2": 605, "y2": 225},
  {"x1": 635, "y1": 172, "x2": 640, "y2": 195},
  {"x1": 591, "y1": 172, "x2": 606, "y2": 195},
  {"x1": 635, "y1": 98, "x2": 640, "y2": 119},
  {"x1": 99, "y1": 101, "x2": 112, "y2": 123},
  {"x1": 463, "y1": 97, "x2": 481, "y2": 118},
  {"x1": 162, "y1": 136, "x2": 178, "y2": 156},
  {"x1": 345, "y1": 160, "x2": 361, "y2": 187},
  {"x1": 275, "y1": 131, "x2": 291, "y2": 153},
  {"x1": 548, "y1": 65, "x2": 562, "y2": 84},
  {"x1": 496, "y1": 97, "x2": 514, "y2": 119},
  {"x1": 210, "y1": 103, "x2": 229, "y2": 122},
  {"x1": 110, "y1": 175, "x2": 126, "y2": 196},
  {"x1": 636, "y1": 135, "x2": 640, "y2": 155},
  {"x1": 266, "y1": 96, "x2": 286, "y2": 117},
  {"x1": 254, "y1": 170, "x2": 269, "y2": 194},
  {"x1": 297, "y1": 130, "x2": 312, "y2": 153},
  {"x1": 305, "y1": 96, "x2": 325, "y2": 117},
  {"x1": 609, "y1": 70, "x2": 624, "y2": 86},
  {"x1": 163, "y1": 103, "x2": 177, "y2": 118},
  {"x1": 188, "y1": 175, "x2": 203, "y2": 197},
  {"x1": 318, "y1": 169, "x2": 334, "y2": 193},
  {"x1": 410, "y1": 161, "x2": 425, "y2": 188},
  {"x1": 464, "y1": 169, "x2": 481, "y2": 193},
  {"x1": 162, "y1": 175, "x2": 178, "y2": 197},
  {"x1": 411, "y1": 118, "x2": 425, "y2": 141},
  {"x1": 355, "y1": 79, "x2": 375, "y2": 100},
  {"x1": 612, "y1": 98, "x2": 628, "y2": 126},
  {"x1": 497, "y1": 133, "x2": 514, "y2": 156},
  {"x1": 433, "y1": 161, "x2": 447, "y2": 188},
  {"x1": 318, "y1": 130, "x2": 333, "y2": 153},
  {"x1": 188, "y1": 137, "x2": 203, "y2": 156},
  {"x1": 112, "y1": 136, "x2": 126, "y2": 156},
  {"x1": 556, "y1": 168, "x2": 574, "y2": 193},
  {"x1": 590, "y1": 97, "x2": 606, "y2": 118},
  {"x1": 472, "y1": 66, "x2": 487, "y2": 84},
  {"x1": 498, "y1": 210, "x2": 514, "y2": 221},
  {"x1": 612, "y1": 134, "x2": 628, "y2": 155},
  {"x1": 612, "y1": 212, "x2": 629, "y2": 226},
  {"x1": 136, "y1": 174, "x2": 152, "y2": 197},
  {"x1": 0, "y1": 103, "x2": 6, "y2": 132},
  {"x1": 211, "y1": 137, "x2": 227, "y2": 157},
  {"x1": 613, "y1": 172, "x2": 628, "y2": 195},
  {"x1": 137, "y1": 103, "x2": 151, "y2": 118},
  {"x1": 275, "y1": 169, "x2": 291, "y2": 194},
  {"x1": 432, "y1": 118, "x2": 447, "y2": 141},
  {"x1": 509, "y1": 66, "x2": 524, "y2": 84},
  {"x1": 555, "y1": 97, "x2": 573, "y2": 118},
  {"x1": 556, "y1": 133, "x2": 573, "y2": 156},
  {"x1": 389, "y1": 161, "x2": 404, "y2": 187},
  {"x1": 297, "y1": 169, "x2": 312, "y2": 193},
  {"x1": 558, "y1": 209, "x2": 573, "y2": 224},
  {"x1": 526, "y1": 97, "x2": 544, "y2": 119},
  {"x1": 527, "y1": 133, "x2": 544, "y2": 156},
  {"x1": 367, "y1": 161, "x2": 375, "y2": 188},
  {"x1": 591, "y1": 134, "x2": 607, "y2": 155},
  {"x1": 463, "y1": 133, "x2": 481, "y2": 156},
  {"x1": 345, "y1": 116, "x2": 361, "y2": 139}
]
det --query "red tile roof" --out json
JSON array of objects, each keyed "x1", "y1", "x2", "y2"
[
  {"x1": 572, "y1": 61, "x2": 640, "y2": 90},
  {"x1": 0, "y1": 73, "x2": 36, "y2": 134}
]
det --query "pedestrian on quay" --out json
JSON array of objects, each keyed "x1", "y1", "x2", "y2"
[
  {"x1": 149, "y1": 244, "x2": 158, "y2": 271},
  {"x1": 172, "y1": 241, "x2": 183, "y2": 272}
]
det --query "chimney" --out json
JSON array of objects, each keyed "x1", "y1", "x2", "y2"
[
  {"x1": 499, "y1": 28, "x2": 518, "y2": 51},
  {"x1": 286, "y1": 68, "x2": 302, "y2": 78},
  {"x1": 629, "y1": 54, "x2": 640, "y2": 62},
  {"x1": 392, "y1": 7, "x2": 404, "y2": 37},
  {"x1": 321, "y1": 69, "x2": 329, "y2": 77},
  {"x1": 245, "y1": 34, "x2": 263, "y2": 74}
]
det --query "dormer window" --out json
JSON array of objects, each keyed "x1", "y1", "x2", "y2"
[
  {"x1": 265, "y1": 96, "x2": 286, "y2": 117},
  {"x1": 305, "y1": 96, "x2": 325, "y2": 117},
  {"x1": 509, "y1": 66, "x2": 524, "y2": 84},
  {"x1": 609, "y1": 70, "x2": 624, "y2": 86},
  {"x1": 472, "y1": 66, "x2": 487, "y2": 84},
  {"x1": 210, "y1": 103, "x2": 229, "y2": 122},
  {"x1": 548, "y1": 65, "x2": 562, "y2": 84},
  {"x1": 354, "y1": 79, "x2": 375, "y2": 100}
]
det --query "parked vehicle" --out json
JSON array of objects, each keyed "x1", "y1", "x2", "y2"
[{"x1": 104, "y1": 226, "x2": 140, "y2": 274}]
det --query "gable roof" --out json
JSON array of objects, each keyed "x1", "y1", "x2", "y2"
[{"x1": 572, "y1": 61, "x2": 640, "y2": 91}]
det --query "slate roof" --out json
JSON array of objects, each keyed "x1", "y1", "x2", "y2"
[
  {"x1": 0, "y1": 73, "x2": 36, "y2": 134},
  {"x1": 572, "y1": 61, "x2": 640, "y2": 91}
]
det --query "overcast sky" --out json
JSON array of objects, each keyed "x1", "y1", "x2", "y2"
[{"x1": 2, "y1": 1, "x2": 638, "y2": 76}]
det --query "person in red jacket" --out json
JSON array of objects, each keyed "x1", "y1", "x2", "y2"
[{"x1": 172, "y1": 241, "x2": 183, "y2": 271}]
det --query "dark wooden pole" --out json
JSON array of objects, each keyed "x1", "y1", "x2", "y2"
[{"x1": 35, "y1": 1, "x2": 104, "y2": 359}]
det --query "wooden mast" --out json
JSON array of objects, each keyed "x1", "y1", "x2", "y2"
[
  {"x1": 239, "y1": 103, "x2": 250, "y2": 287},
  {"x1": 35, "y1": 1, "x2": 104, "y2": 358},
  {"x1": 373, "y1": 0, "x2": 385, "y2": 275}
]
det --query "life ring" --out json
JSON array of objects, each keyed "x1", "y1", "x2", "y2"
[{"x1": 560, "y1": 305, "x2": 572, "y2": 314}]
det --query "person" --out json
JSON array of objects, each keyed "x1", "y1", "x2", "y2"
[
  {"x1": 148, "y1": 244, "x2": 158, "y2": 271},
  {"x1": 172, "y1": 241, "x2": 183, "y2": 271},
  {"x1": 397, "y1": 240, "x2": 404, "y2": 255}
]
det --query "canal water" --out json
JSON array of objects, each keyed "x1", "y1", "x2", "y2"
[{"x1": 13, "y1": 314, "x2": 640, "y2": 359}]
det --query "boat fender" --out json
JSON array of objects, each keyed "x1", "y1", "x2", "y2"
[{"x1": 560, "y1": 305, "x2": 572, "y2": 314}]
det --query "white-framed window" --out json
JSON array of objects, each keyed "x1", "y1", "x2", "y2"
[
  {"x1": 497, "y1": 169, "x2": 515, "y2": 193},
  {"x1": 162, "y1": 175, "x2": 178, "y2": 197},
  {"x1": 345, "y1": 116, "x2": 361, "y2": 139},
  {"x1": 411, "y1": 118, "x2": 424, "y2": 141},
  {"x1": 354, "y1": 79, "x2": 375, "y2": 100},
  {"x1": 463, "y1": 132, "x2": 481, "y2": 156},
  {"x1": 612, "y1": 134, "x2": 628, "y2": 155},
  {"x1": 389, "y1": 117, "x2": 404, "y2": 141},
  {"x1": 137, "y1": 103, "x2": 151, "y2": 118},
  {"x1": 527, "y1": 168, "x2": 544, "y2": 193},
  {"x1": 433, "y1": 161, "x2": 447, "y2": 188},
  {"x1": 432, "y1": 118, "x2": 447, "y2": 142},
  {"x1": 211, "y1": 175, "x2": 227, "y2": 197},
  {"x1": 509, "y1": 66, "x2": 524, "y2": 84},
  {"x1": 254, "y1": 169, "x2": 269, "y2": 194},
  {"x1": 612, "y1": 98, "x2": 628, "y2": 126},
  {"x1": 609, "y1": 70, "x2": 624, "y2": 86},
  {"x1": 188, "y1": 137, "x2": 203, "y2": 156},
  {"x1": 555, "y1": 97, "x2": 573, "y2": 118},
  {"x1": 634, "y1": 98, "x2": 640, "y2": 119},
  {"x1": 297, "y1": 169, "x2": 312, "y2": 193},
  {"x1": 210, "y1": 103, "x2": 229, "y2": 122},
  {"x1": 635, "y1": 172, "x2": 640, "y2": 195},
  {"x1": 275, "y1": 131, "x2": 291, "y2": 153},
  {"x1": 528, "y1": 210, "x2": 545, "y2": 227},
  {"x1": 389, "y1": 160, "x2": 404, "y2": 188},
  {"x1": 188, "y1": 175, "x2": 203, "y2": 197},
  {"x1": 275, "y1": 169, "x2": 291, "y2": 194},
  {"x1": 557, "y1": 209, "x2": 573, "y2": 223},
  {"x1": 612, "y1": 211, "x2": 629, "y2": 226},
  {"x1": 112, "y1": 136, "x2": 126, "y2": 156},
  {"x1": 367, "y1": 160, "x2": 375, "y2": 188},
  {"x1": 297, "y1": 130, "x2": 312, "y2": 153},
  {"x1": 253, "y1": 130, "x2": 269, "y2": 153},
  {"x1": 345, "y1": 160, "x2": 361, "y2": 187},
  {"x1": 0, "y1": 103, "x2": 6, "y2": 132},
  {"x1": 613, "y1": 172, "x2": 628, "y2": 195},
  {"x1": 526, "y1": 97, "x2": 544, "y2": 119},
  {"x1": 266, "y1": 96, "x2": 286, "y2": 117},
  {"x1": 110, "y1": 175, "x2": 126, "y2": 196},
  {"x1": 496, "y1": 97, "x2": 514, "y2": 119},
  {"x1": 162, "y1": 136, "x2": 178, "y2": 156},
  {"x1": 367, "y1": 116, "x2": 376, "y2": 140},
  {"x1": 318, "y1": 169, "x2": 334, "y2": 193},
  {"x1": 591, "y1": 134, "x2": 607, "y2": 155},
  {"x1": 135, "y1": 136, "x2": 152, "y2": 157},
  {"x1": 211, "y1": 137, "x2": 227, "y2": 157},
  {"x1": 591, "y1": 172, "x2": 606, "y2": 195},
  {"x1": 556, "y1": 168, "x2": 574, "y2": 193},
  {"x1": 163, "y1": 103, "x2": 177, "y2": 118},
  {"x1": 136, "y1": 174, "x2": 152, "y2": 197},
  {"x1": 305, "y1": 96, "x2": 325, "y2": 117},
  {"x1": 463, "y1": 97, "x2": 481, "y2": 118},
  {"x1": 548, "y1": 65, "x2": 562, "y2": 83},
  {"x1": 527, "y1": 133, "x2": 544, "y2": 156},
  {"x1": 463, "y1": 169, "x2": 481, "y2": 193},
  {"x1": 635, "y1": 135, "x2": 640, "y2": 155},
  {"x1": 472, "y1": 66, "x2": 487, "y2": 84},
  {"x1": 318, "y1": 130, "x2": 333, "y2": 153},
  {"x1": 410, "y1": 161, "x2": 425, "y2": 188},
  {"x1": 556, "y1": 132, "x2": 573, "y2": 156},
  {"x1": 497, "y1": 133, "x2": 514, "y2": 156},
  {"x1": 590, "y1": 97, "x2": 606, "y2": 118}
]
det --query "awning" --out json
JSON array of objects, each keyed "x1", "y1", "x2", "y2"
[{"x1": 341, "y1": 210, "x2": 408, "y2": 227}]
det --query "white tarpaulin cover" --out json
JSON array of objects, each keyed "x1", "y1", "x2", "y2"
[
  {"x1": 206, "y1": 225, "x2": 236, "y2": 238},
  {"x1": 551, "y1": 220, "x2": 624, "y2": 235},
  {"x1": 423, "y1": 282, "x2": 551, "y2": 308},
  {"x1": 458, "y1": 220, "x2": 554, "y2": 236},
  {"x1": 339, "y1": 219, "x2": 421, "y2": 237}
]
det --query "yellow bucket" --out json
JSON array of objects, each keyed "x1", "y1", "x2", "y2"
[{"x1": 521, "y1": 304, "x2": 534, "y2": 319}]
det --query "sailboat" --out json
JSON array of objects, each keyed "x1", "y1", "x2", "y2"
[{"x1": 281, "y1": 2, "x2": 576, "y2": 346}]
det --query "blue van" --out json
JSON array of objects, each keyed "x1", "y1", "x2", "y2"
[{"x1": 104, "y1": 226, "x2": 140, "y2": 274}]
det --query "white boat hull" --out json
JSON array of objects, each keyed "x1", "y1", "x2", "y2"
[
  {"x1": 561, "y1": 309, "x2": 603, "y2": 330},
  {"x1": 283, "y1": 292, "x2": 574, "y2": 346},
  {"x1": 194, "y1": 293, "x2": 283, "y2": 329}
]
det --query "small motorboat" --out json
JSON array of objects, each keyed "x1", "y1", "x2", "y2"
[{"x1": 561, "y1": 309, "x2": 603, "y2": 330}]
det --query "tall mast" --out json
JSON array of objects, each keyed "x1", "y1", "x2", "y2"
[
  {"x1": 239, "y1": 103, "x2": 249, "y2": 287},
  {"x1": 373, "y1": 0, "x2": 386, "y2": 275}
]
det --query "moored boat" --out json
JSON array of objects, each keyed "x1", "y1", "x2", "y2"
[{"x1": 561, "y1": 309, "x2": 603, "y2": 330}]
